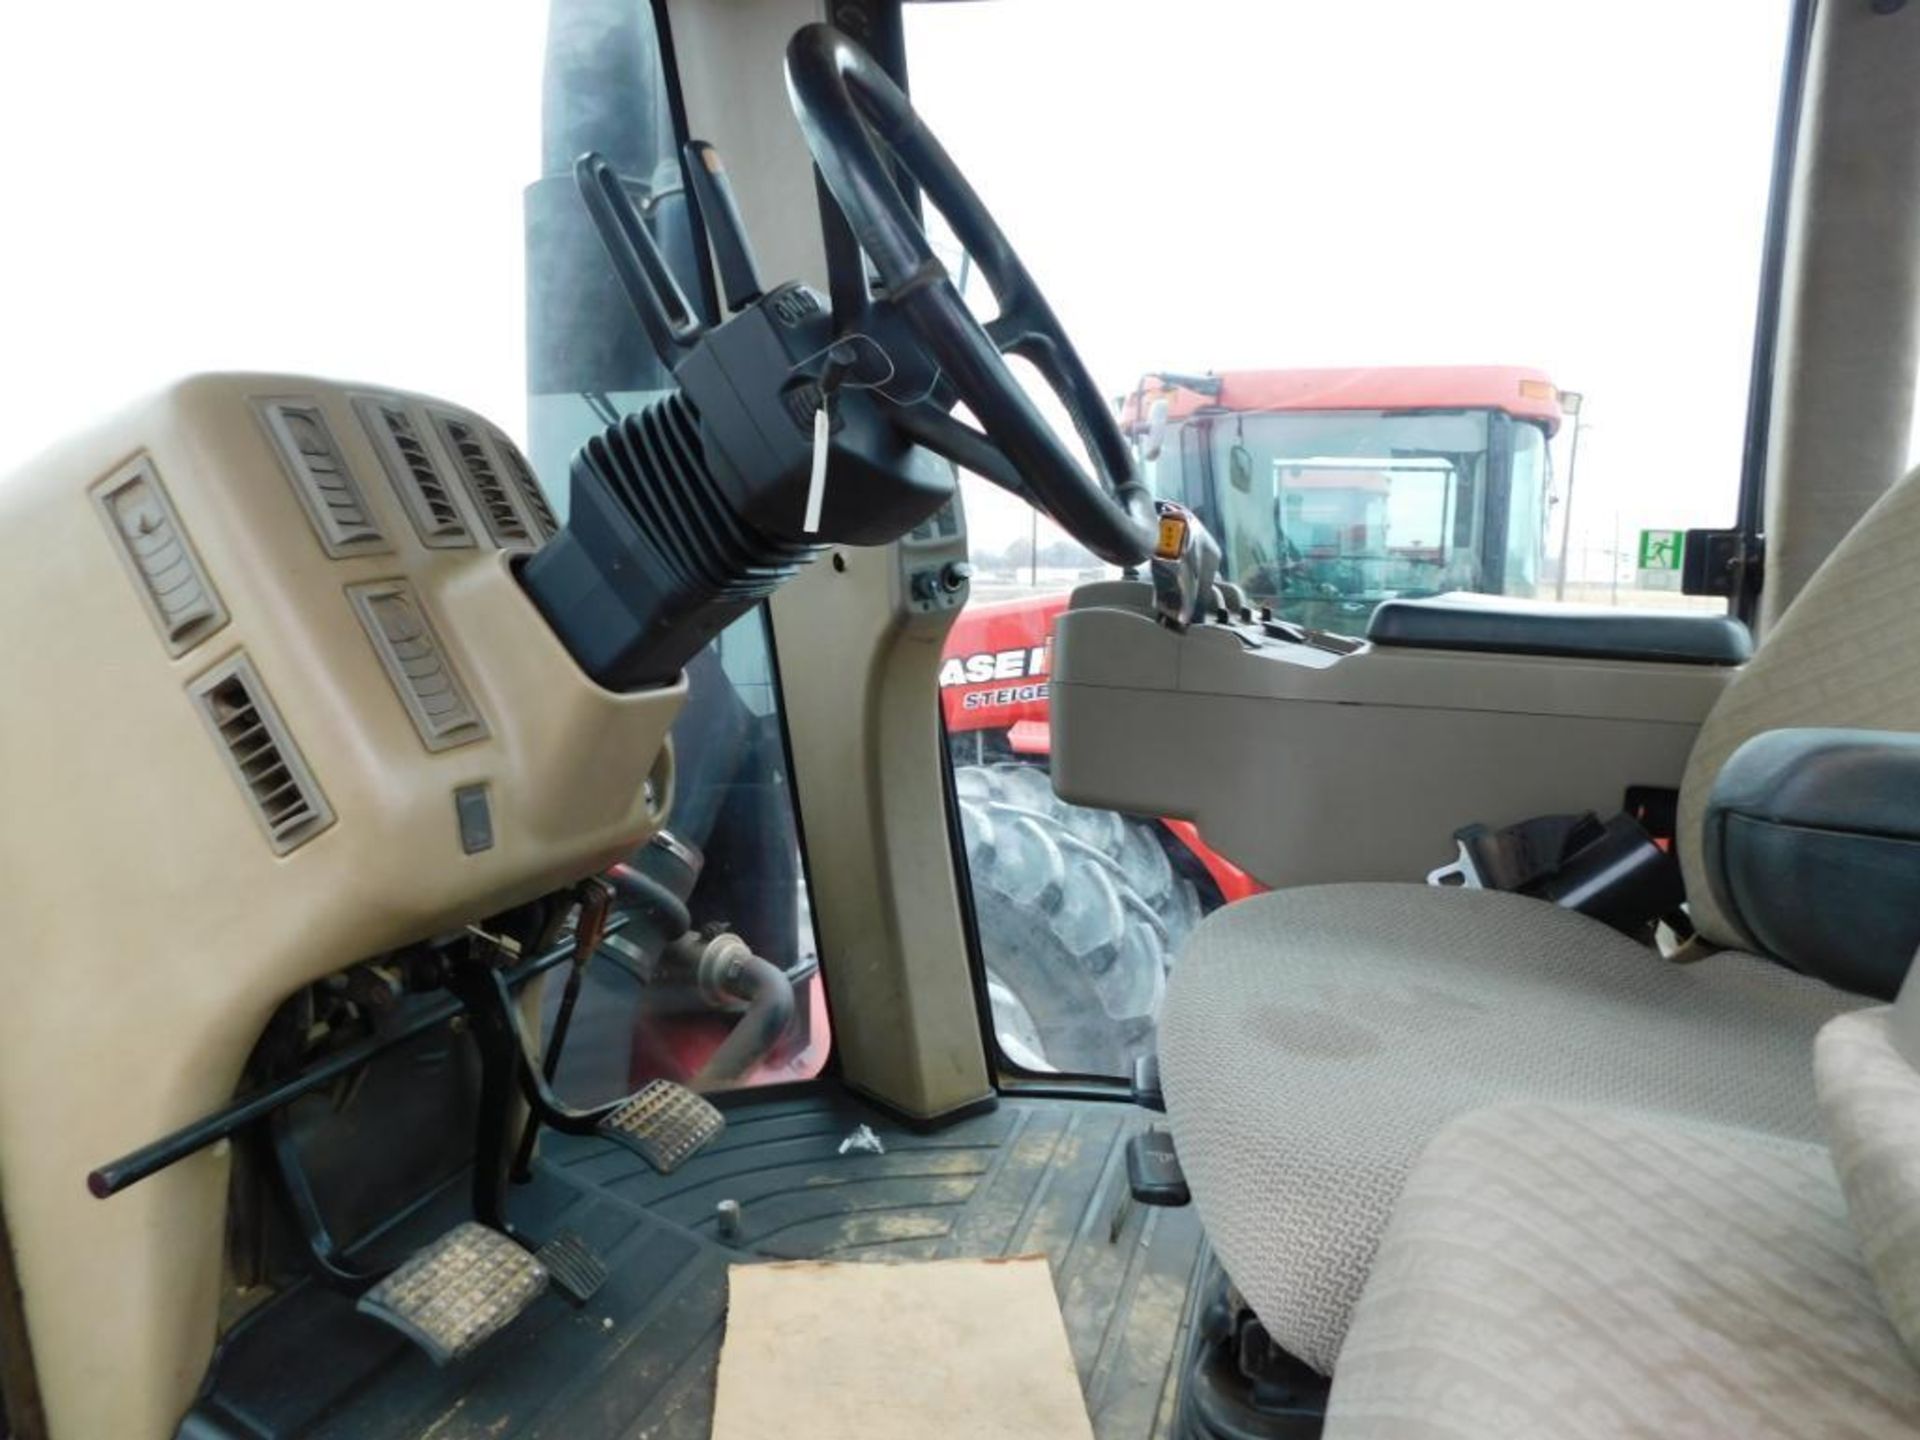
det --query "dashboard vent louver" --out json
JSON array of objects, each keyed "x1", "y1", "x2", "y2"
[
  {"x1": 91, "y1": 455, "x2": 228, "y2": 656},
  {"x1": 355, "y1": 397, "x2": 472, "y2": 548},
  {"x1": 255, "y1": 398, "x2": 388, "y2": 557},
  {"x1": 347, "y1": 580, "x2": 487, "y2": 751},
  {"x1": 190, "y1": 654, "x2": 333, "y2": 854},
  {"x1": 490, "y1": 429, "x2": 558, "y2": 540},
  {"x1": 430, "y1": 411, "x2": 530, "y2": 547}
]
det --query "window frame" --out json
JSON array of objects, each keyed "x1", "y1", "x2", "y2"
[{"x1": 1730, "y1": 0, "x2": 1818, "y2": 625}]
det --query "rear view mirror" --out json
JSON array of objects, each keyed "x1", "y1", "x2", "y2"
[{"x1": 1229, "y1": 443, "x2": 1254, "y2": 494}]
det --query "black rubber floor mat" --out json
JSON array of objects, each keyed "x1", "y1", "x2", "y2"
[{"x1": 179, "y1": 1089, "x2": 1210, "y2": 1440}]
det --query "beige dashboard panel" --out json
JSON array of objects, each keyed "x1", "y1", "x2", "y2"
[
  {"x1": 0, "y1": 375, "x2": 683, "y2": 1440},
  {"x1": 1051, "y1": 595, "x2": 1730, "y2": 887}
]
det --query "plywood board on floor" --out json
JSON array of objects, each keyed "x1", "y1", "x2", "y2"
[{"x1": 711, "y1": 1255, "x2": 1096, "y2": 1440}]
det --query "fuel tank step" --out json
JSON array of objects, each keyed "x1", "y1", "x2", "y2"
[
  {"x1": 597, "y1": 1078, "x2": 725, "y2": 1174},
  {"x1": 355, "y1": 1222, "x2": 547, "y2": 1365}
]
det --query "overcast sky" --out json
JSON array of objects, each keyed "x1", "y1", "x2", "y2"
[
  {"x1": 0, "y1": 1, "x2": 1901, "y2": 581},
  {"x1": 903, "y1": 0, "x2": 1796, "y2": 568},
  {"x1": 0, "y1": 3, "x2": 545, "y2": 474}
]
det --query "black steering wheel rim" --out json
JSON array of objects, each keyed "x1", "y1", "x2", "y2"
[{"x1": 784, "y1": 22, "x2": 1157, "y2": 569}]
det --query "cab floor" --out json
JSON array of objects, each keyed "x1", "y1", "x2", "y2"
[{"x1": 182, "y1": 1088, "x2": 1210, "y2": 1439}]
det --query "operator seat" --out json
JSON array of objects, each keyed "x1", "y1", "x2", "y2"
[
  {"x1": 1324, "y1": 989, "x2": 1920, "y2": 1434},
  {"x1": 1158, "y1": 462, "x2": 1920, "y2": 1376}
]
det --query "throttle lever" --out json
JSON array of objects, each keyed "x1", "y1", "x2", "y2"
[{"x1": 684, "y1": 140, "x2": 765, "y2": 311}]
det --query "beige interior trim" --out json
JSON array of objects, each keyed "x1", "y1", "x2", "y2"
[
  {"x1": 1052, "y1": 597, "x2": 1729, "y2": 888},
  {"x1": 0, "y1": 375, "x2": 681, "y2": 1439},
  {"x1": 770, "y1": 551, "x2": 992, "y2": 1118},
  {"x1": 669, "y1": 0, "x2": 992, "y2": 1117},
  {"x1": 1760, "y1": 0, "x2": 1920, "y2": 630},
  {"x1": 663, "y1": 0, "x2": 831, "y2": 294}
]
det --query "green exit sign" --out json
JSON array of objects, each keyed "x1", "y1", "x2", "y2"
[{"x1": 1638, "y1": 529, "x2": 1684, "y2": 572}]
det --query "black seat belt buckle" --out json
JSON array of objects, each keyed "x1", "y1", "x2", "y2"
[{"x1": 1125, "y1": 1127, "x2": 1190, "y2": 1207}]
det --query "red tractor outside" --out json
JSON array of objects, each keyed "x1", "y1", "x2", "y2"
[{"x1": 947, "y1": 366, "x2": 1564, "y2": 1071}]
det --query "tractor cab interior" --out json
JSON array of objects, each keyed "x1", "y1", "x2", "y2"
[{"x1": 2, "y1": 3, "x2": 1919, "y2": 1439}]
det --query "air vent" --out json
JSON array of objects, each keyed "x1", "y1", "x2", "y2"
[
  {"x1": 355, "y1": 396, "x2": 473, "y2": 549},
  {"x1": 255, "y1": 398, "x2": 389, "y2": 557},
  {"x1": 347, "y1": 580, "x2": 487, "y2": 751},
  {"x1": 190, "y1": 654, "x2": 333, "y2": 854},
  {"x1": 489, "y1": 428, "x2": 559, "y2": 540},
  {"x1": 91, "y1": 455, "x2": 228, "y2": 656},
  {"x1": 430, "y1": 410, "x2": 531, "y2": 547}
]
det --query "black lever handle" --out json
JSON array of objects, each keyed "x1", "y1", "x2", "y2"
[
  {"x1": 684, "y1": 140, "x2": 765, "y2": 312},
  {"x1": 574, "y1": 150, "x2": 706, "y2": 363}
]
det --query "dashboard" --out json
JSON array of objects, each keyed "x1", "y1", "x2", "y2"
[{"x1": 0, "y1": 374, "x2": 682, "y2": 1438}]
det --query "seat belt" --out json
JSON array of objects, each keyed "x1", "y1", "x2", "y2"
[{"x1": 1428, "y1": 807, "x2": 1688, "y2": 938}]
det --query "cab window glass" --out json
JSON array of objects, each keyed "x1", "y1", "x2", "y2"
[{"x1": 913, "y1": 0, "x2": 1793, "y2": 1077}]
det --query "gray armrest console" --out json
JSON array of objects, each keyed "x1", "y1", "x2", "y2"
[
  {"x1": 1703, "y1": 728, "x2": 1920, "y2": 997},
  {"x1": 1368, "y1": 595, "x2": 1752, "y2": 665}
]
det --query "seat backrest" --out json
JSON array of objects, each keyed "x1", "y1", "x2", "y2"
[{"x1": 1680, "y1": 463, "x2": 1920, "y2": 948}]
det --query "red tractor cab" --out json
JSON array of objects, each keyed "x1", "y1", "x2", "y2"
[{"x1": 1127, "y1": 365, "x2": 1565, "y2": 629}]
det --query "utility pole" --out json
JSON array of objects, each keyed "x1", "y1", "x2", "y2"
[{"x1": 1553, "y1": 390, "x2": 1586, "y2": 601}]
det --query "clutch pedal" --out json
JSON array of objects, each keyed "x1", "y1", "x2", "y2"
[
  {"x1": 356, "y1": 1222, "x2": 547, "y2": 1365},
  {"x1": 598, "y1": 1078, "x2": 725, "y2": 1174}
]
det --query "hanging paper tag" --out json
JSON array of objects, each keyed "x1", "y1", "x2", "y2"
[{"x1": 803, "y1": 404, "x2": 830, "y2": 534}]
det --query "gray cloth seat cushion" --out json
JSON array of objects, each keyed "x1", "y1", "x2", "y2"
[
  {"x1": 1817, "y1": 1006, "x2": 1920, "y2": 1366},
  {"x1": 1323, "y1": 1102, "x2": 1920, "y2": 1439},
  {"x1": 1158, "y1": 883, "x2": 1865, "y2": 1373}
]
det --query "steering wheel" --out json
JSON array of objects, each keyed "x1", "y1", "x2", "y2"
[{"x1": 784, "y1": 23, "x2": 1157, "y2": 569}]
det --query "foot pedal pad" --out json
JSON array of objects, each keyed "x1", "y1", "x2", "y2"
[
  {"x1": 598, "y1": 1078, "x2": 725, "y2": 1174},
  {"x1": 356, "y1": 1222, "x2": 547, "y2": 1365},
  {"x1": 535, "y1": 1228, "x2": 608, "y2": 1306},
  {"x1": 1126, "y1": 1127, "x2": 1191, "y2": 1207}
]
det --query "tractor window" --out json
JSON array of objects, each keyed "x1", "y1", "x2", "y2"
[
  {"x1": 1209, "y1": 410, "x2": 1503, "y2": 626},
  {"x1": 912, "y1": 0, "x2": 1793, "y2": 1077},
  {"x1": 1505, "y1": 420, "x2": 1552, "y2": 594}
]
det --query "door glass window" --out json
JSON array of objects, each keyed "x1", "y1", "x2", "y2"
[{"x1": 912, "y1": 0, "x2": 1795, "y2": 1076}]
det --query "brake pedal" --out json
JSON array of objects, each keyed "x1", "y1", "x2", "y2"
[
  {"x1": 535, "y1": 1228, "x2": 609, "y2": 1305},
  {"x1": 356, "y1": 1222, "x2": 547, "y2": 1365},
  {"x1": 597, "y1": 1078, "x2": 724, "y2": 1174}
]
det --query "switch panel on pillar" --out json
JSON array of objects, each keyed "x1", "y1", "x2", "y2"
[{"x1": 900, "y1": 495, "x2": 971, "y2": 618}]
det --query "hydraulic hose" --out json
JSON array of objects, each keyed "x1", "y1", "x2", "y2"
[
  {"x1": 605, "y1": 860, "x2": 692, "y2": 941},
  {"x1": 693, "y1": 938, "x2": 797, "y2": 1085}
]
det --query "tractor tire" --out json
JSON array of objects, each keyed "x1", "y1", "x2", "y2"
[{"x1": 953, "y1": 761, "x2": 1209, "y2": 1075}]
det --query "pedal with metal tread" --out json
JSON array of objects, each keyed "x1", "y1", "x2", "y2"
[
  {"x1": 598, "y1": 1078, "x2": 725, "y2": 1174},
  {"x1": 355, "y1": 1221, "x2": 547, "y2": 1365},
  {"x1": 535, "y1": 1228, "x2": 609, "y2": 1305}
]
